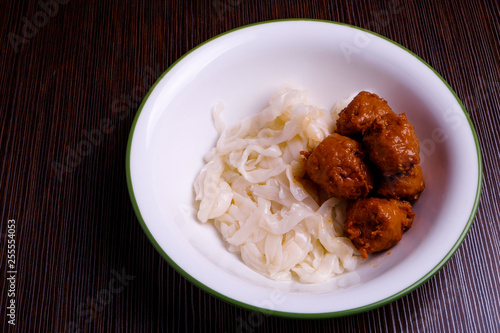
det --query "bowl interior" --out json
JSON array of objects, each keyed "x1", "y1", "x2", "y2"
[{"x1": 128, "y1": 20, "x2": 481, "y2": 316}]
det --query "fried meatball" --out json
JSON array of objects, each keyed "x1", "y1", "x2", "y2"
[
  {"x1": 345, "y1": 198, "x2": 415, "y2": 259},
  {"x1": 304, "y1": 133, "x2": 373, "y2": 200},
  {"x1": 363, "y1": 112, "x2": 420, "y2": 175},
  {"x1": 376, "y1": 164, "x2": 425, "y2": 201},
  {"x1": 336, "y1": 91, "x2": 394, "y2": 138}
]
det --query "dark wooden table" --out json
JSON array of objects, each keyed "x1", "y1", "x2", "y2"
[{"x1": 2, "y1": 0, "x2": 499, "y2": 332}]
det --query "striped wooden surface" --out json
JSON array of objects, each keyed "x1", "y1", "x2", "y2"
[{"x1": 1, "y1": 0, "x2": 499, "y2": 332}]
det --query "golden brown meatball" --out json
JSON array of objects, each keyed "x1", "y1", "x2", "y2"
[
  {"x1": 304, "y1": 133, "x2": 373, "y2": 200},
  {"x1": 336, "y1": 91, "x2": 394, "y2": 138},
  {"x1": 344, "y1": 198, "x2": 415, "y2": 259},
  {"x1": 376, "y1": 164, "x2": 425, "y2": 201},
  {"x1": 363, "y1": 112, "x2": 420, "y2": 175}
]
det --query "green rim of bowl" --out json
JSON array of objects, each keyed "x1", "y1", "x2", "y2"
[{"x1": 126, "y1": 19, "x2": 483, "y2": 318}]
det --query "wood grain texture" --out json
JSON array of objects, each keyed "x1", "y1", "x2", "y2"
[{"x1": 1, "y1": 0, "x2": 499, "y2": 332}]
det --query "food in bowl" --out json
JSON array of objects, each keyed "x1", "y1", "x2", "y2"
[
  {"x1": 335, "y1": 91, "x2": 394, "y2": 139},
  {"x1": 375, "y1": 164, "x2": 425, "y2": 201},
  {"x1": 194, "y1": 87, "x2": 359, "y2": 283},
  {"x1": 303, "y1": 133, "x2": 374, "y2": 200},
  {"x1": 362, "y1": 112, "x2": 421, "y2": 175},
  {"x1": 194, "y1": 86, "x2": 425, "y2": 283},
  {"x1": 344, "y1": 198, "x2": 415, "y2": 259},
  {"x1": 307, "y1": 90, "x2": 426, "y2": 259}
]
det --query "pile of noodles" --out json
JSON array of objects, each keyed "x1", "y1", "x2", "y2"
[{"x1": 194, "y1": 87, "x2": 359, "y2": 283}]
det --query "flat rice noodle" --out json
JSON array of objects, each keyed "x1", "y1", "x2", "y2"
[{"x1": 194, "y1": 87, "x2": 359, "y2": 283}]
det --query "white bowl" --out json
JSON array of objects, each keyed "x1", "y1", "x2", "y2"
[{"x1": 126, "y1": 20, "x2": 482, "y2": 317}]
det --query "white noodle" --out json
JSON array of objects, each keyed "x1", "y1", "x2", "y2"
[{"x1": 194, "y1": 86, "x2": 359, "y2": 283}]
